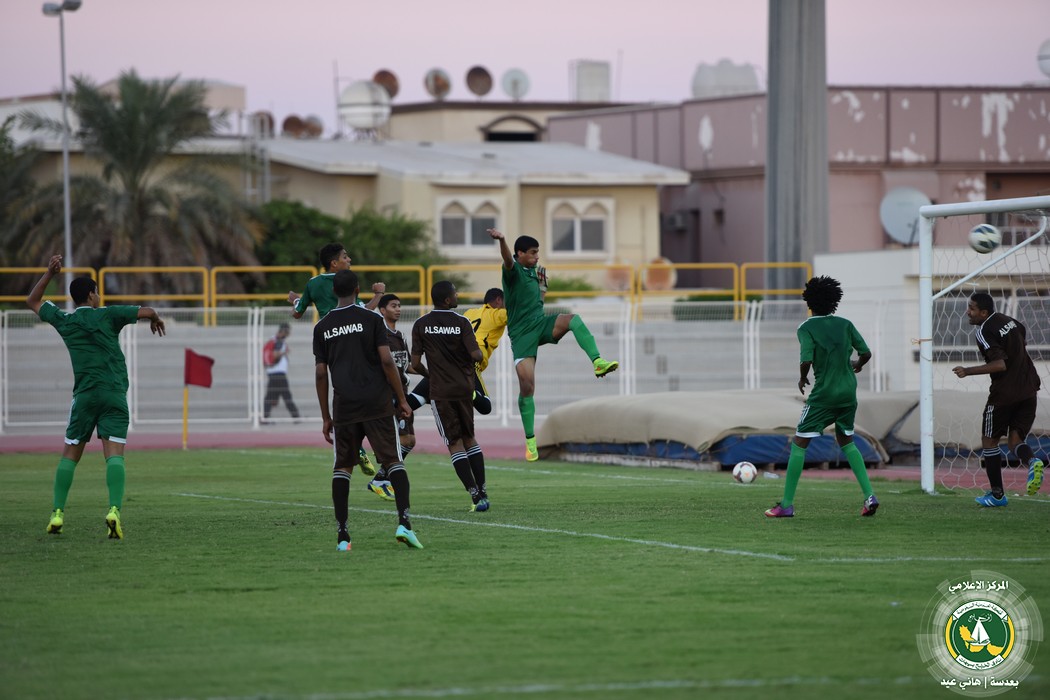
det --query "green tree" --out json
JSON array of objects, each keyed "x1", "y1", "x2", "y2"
[
  {"x1": 0, "y1": 116, "x2": 42, "y2": 268},
  {"x1": 6, "y1": 70, "x2": 262, "y2": 299},
  {"x1": 255, "y1": 200, "x2": 464, "y2": 305}
]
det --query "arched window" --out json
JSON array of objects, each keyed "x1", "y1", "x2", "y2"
[
  {"x1": 437, "y1": 197, "x2": 502, "y2": 249},
  {"x1": 547, "y1": 198, "x2": 612, "y2": 255}
]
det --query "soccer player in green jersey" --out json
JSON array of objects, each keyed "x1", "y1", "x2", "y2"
[
  {"x1": 487, "y1": 228, "x2": 619, "y2": 461},
  {"x1": 288, "y1": 242, "x2": 384, "y2": 474},
  {"x1": 765, "y1": 276, "x2": 879, "y2": 518},
  {"x1": 27, "y1": 255, "x2": 166, "y2": 539},
  {"x1": 287, "y1": 242, "x2": 385, "y2": 319}
]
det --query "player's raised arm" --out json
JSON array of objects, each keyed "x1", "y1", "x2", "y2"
[
  {"x1": 488, "y1": 228, "x2": 514, "y2": 269},
  {"x1": 26, "y1": 255, "x2": 62, "y2": 314}
]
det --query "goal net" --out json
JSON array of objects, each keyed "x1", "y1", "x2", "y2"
[{"x1": 918, "y1": 195, "x2": 1050, "y2": 494}]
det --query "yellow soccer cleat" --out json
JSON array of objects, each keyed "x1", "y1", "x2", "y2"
[
  {"x1": 357, "y1": 448, "x2": 377, "y2": 477},
  {"x1": 46, "y1": 509, "x2": 64, "y2": 535},
  {"x1": 593, "y1": 358, "x2": 619, "y2": 378},
  {"x1": 525, "y1": 436, "x2": 539, "y2": 462},
  {"x1": 105, "y1": 506, "x2": 123, "y2": 540}
]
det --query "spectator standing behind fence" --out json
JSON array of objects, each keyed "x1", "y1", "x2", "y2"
[
  {"x1": 952, "y1": 292, "x2": 1044, "y2": 505},
  {"x1": 262, "y1": 322, "x2": 300, "y2": 423},
  {"x1": 27, "y1": 254, "x2": 166, "y2": 540}
]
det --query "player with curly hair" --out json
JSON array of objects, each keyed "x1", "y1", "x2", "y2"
[{"x1": 765, "y1": 275, "x2": 879, "y2": 518}]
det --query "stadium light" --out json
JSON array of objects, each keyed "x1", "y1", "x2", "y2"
[{"x1": 42, "y1": 0, "x2": 81, "y2": 307}]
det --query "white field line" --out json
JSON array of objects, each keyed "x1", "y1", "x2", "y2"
[
  {"x1": 174, "y1": 492, "x2": 1050, "y2": 563},
  {"x1": 189, "y1": 674, "x2": 935, "y2": 700},
  {"x1": 175, "y1": 492, "x2": 792, "y2": 561}
]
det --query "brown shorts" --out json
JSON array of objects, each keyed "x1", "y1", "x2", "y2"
[
  {"x1": 982, "y1": 397, "x2": 1038, "y2": 440},
  {"x1": 431, "y1": 398, "x2": 475, "y2": 444},
  {"x1": 333, "y1": 415, "x2": 404, "y2": 471}
]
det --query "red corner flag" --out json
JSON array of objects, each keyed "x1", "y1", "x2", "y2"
[{"x1": 184, "y1": 348, "x2": 215, "y2": 388}]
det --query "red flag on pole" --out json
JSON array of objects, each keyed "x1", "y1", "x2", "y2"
[{"x1": 184, "y1": 348, "x2": 215, "y2": 388}]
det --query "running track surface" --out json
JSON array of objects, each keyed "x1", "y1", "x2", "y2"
[{"x1": 0, "y1": 422, "x2": 970, "y2": 486}]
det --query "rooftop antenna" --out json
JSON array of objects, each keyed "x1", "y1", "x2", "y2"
[
  {"x1": 879, "y1": 187, "x2": 931, "y2": 247},
  {"x1": 424, "y1": 68, "x2": 452, "y2": 101},
  {"x1": 373, "y1": 69, "x2": 400, "y2": 99},
  {"x1": 466, "y1": 65, "x2": 493, "y2": 99},
  {"x1": 303, "y1": 115, "x2": 324, "y2": 139},
  {"x1": 281, "y1": 114, "x2": 307, "y2": 138},
  {"x1": 501, "y1": 68, "x2": 530, "y2": 101}
]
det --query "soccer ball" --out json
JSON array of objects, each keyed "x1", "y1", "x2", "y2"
[
  {"x1": 732, "y1": 461, "x2": 758, "y2": 483},
  {"x1": 968, "y1": 223, "x2": 1002, "y2": 254}
]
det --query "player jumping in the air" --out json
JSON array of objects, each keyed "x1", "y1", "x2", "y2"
[{"x1": 488, "y1": 228, "x2": 618, "y2": 462}]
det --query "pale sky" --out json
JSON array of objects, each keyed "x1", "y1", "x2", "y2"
[{"x1": 2, "y1": 0, "x2": 1048, "y2": 134}]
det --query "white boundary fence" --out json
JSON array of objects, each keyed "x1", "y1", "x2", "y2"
[{"x1": 0, "y1": 297, "x2": 966, "y2": 434}]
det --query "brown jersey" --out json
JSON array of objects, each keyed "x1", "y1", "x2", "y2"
[
  {"x1": 411, "y1": 309, "x2": 480, "y2": 401},
  {"x1": 313, "y1": 304, "x2": 392, "y2": 424},
  {"x1": 975, "y1": 312, "x2": 1041, "y2": 406}
]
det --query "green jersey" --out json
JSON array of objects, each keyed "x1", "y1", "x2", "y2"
[
  {"x1": 501, "y1": 260, "x2": 545, "y2": 335},
  {"x1": 38, "y1": 301, "x2": 140, "y2": 395},
  {"x1": 797, "y1": 315, "x2": 869, "y2": 407},
  {"x1": 294, "y1": 273, "x2": 338, "y2": 319}
]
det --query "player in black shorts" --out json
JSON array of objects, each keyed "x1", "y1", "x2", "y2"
[
  {"x1": 314, "y1": 270, "x2": 421, "y2": 549},
  {"x1": 411, "y1": 281, "x2": 490, "y2": 512},
  {"x1": 365, "y1": 293, "x2": 417, "y2": 502},
  {"x1": 953, "y1": 292, "x2": 1044, "y2": 506}
]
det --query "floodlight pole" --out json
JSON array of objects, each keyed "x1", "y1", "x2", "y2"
[{"x1": 43, "y1": 0, "x2": 81, "y2": 307}]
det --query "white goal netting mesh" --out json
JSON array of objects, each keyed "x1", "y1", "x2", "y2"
[{"x1": 927, "y1": 208, "x2": 1050, "y2": 491}]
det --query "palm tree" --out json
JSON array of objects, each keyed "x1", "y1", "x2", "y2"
[{"x1": 8, "y1": 70, "x2": 262, "y2": 298}]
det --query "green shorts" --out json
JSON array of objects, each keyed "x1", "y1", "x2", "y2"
[
  {"x1": 509, "y1": 314, "x2": 561, "y2": 360},
  {"x1": 795, "y1": 403, "x2": 857, "y2": 438},
  {"x1": 65, "y1": 390, "x2": 130, "y2": 445}
]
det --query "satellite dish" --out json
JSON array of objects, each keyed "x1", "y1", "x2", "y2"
[
  {"x1": 1038, "y1": 38, "x2": 1050, "y2": 78},
  {"x1": 338, "y1": 80, "x2": 391, "y2": 131},
  {"x1": 281, "y1": 114, "x2": 306, "y2": 138},
  {"x1": 424, "y1": 68, "x2": 452, "y2": 100},
  {"x1": 373, "y1": 69, "x2": 400, "y2": 99},
  {"x1": 466, "y1": 65, "x2": 493, "y2": 97},
  {"x1": 304, "y1": 114, "x2": 324, "y2": 138},
  {"x1": 879, "y1": 187, "x2": 931, "y2": 246},
  {"x1": 501, "y1": 68, "x2": 530, "y2": 101}
]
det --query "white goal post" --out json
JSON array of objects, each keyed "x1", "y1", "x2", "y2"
[{"x1": 918, "y1": 195, "x2": 1050, "y2": 494}]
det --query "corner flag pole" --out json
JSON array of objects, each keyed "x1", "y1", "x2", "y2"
[{"x1": 183, "y1": 348, "x2": 215, "y2": 450}]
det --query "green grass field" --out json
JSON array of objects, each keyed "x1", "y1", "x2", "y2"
[{"x1": 1, "y1": 448, "x2": 1047, "y2": 700}]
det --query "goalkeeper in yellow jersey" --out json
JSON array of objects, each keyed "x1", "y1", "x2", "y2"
[{"x1": 407, "y1": 288, "x2": 506, "y2": 415}]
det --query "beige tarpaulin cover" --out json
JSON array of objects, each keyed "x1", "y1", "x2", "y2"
[
  {"x1": 537, "y1": 390, "x2": 919, "y2": 461},
  {"x1": 538, "y1": 389, "x2": 1049, "y2": 460}
]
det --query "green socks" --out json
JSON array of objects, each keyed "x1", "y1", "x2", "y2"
[
  {"x1": 842, "y1": 442, "x2": 873, "y2": 498},
  {"x1": 781, "y1": 442, "x2": 806, "y2": 507},
  {"x1": 568, "y1": 315, "x2": 600, "y2": 362},
  {"x1": 53, "y1": 457, "x2": 78, "y2": 510},
  {"x1": 518, "y1": 394, "x2": 536, "y2": 438},
  {"x1": 106, "y1": 455, "x2": 126, "y2": 509}
]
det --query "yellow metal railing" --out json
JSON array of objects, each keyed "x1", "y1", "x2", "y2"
[
  {"x1": 210, "y1": 265, "x2": 316, "y2": 307},
  {"x1": 634, "y1": 262, "x2": 741, "y2": 320},
  {"x1": 2, "y1": 262, "x2": 814, "y2": 313},
  {"x1": 350, "y1": 265, "x2": 426, "y2": 306},
  {"x1": 98, "y1": 267, "x2": 209, "y2": 307},
  {"x1": 739, "y1": 262, "x2": 813, "y2": 300},
  {"x1": 0, "y1": 267, "x2": 97, "y2": 305}
]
